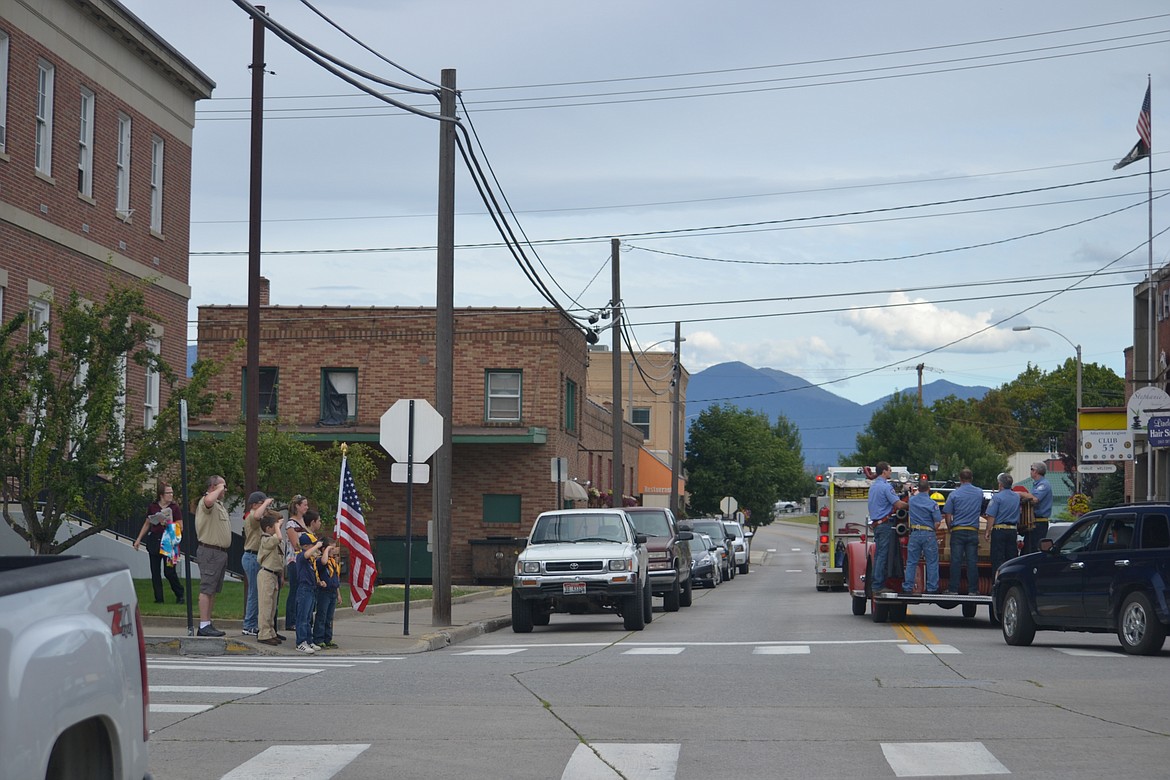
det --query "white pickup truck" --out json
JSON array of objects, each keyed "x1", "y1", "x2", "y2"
[
  {"x1": 0, "y1": 555, "x2": 151, "y2": 780},
  {"x1": 512, "y1": 508, "x2": 651, "y2": 632}
]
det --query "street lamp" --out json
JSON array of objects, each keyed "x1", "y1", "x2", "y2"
[{"x1": 1013, "y1": 325, "x2": 1082, "y2": 494}]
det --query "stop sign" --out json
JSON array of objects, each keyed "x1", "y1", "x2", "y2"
[{"x1": 380, "y1": 398, "x2": 444, "y2": 463}]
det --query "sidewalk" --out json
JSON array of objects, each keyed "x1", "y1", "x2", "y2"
[{"x1": 144, "y1": 587, "x2": 514, "y2": 656}]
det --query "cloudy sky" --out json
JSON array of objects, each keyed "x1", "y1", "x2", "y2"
[{"x1": 123, "y1": 0, "x2": 1167, "y2": 405}]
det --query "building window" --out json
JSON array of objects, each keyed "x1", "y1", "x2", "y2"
[
  {"x1": 486, "y1": 370, "x2": 521, "y2": 422},
  {"x1": 35, "y1": 61, "x2": 55, "y2": 175},
  {"x1": 0, "y1": 31, "x2": 9, "y2": 153},
  {"x1": 565, "y1": 378, "x2": 577, "y2": 432},
  {"x1": 115, "y1": 114, "x2": 131, "y2": 216},
  {"x1": 149, "y1": 135, "x2": 164, "y2": 232},
  {"x1": 482, "y1": 494, "x2": 522, "y2": 524},
  {"x1": 78, "y1": 87, "x2": 94, "y2": 197},
  {"x1": 242, "y1": 366, "x2": 278, "y2": 418},
  {"x1": 320, "y1": 368, "x2": 357, "y2": 424},
  {"x1": 144, "y1": 338, "x2": 160, "y2": 429},
  {"x1": 28, "y1": 298, "x2": 50, "y2": 357},
  {"x1": 631, "y1": 407, "x2": 651, "y2": 440}
]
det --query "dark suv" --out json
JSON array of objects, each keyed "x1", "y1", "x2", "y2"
[
  {"x1": 625, "y1": 507, "x2": 694, "y2": 612},
  {"x1": 993, "y1": 503, "x2": 1170, "y2": 655}
]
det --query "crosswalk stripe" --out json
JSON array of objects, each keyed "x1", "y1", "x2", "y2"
[
  {"x1": 220, "y1": 744, "x2": 371, "y2": 780},
  {"x1": 456, "y1": 648, "x2": 526, "y2": 655},
  {"x1": 899, "y1": 644, "x2": 960, "y2": 655},
  {"x1": 152, "y1": 685, "x2": 266, "y2": 694},
  {"x1": 147, "y1": 663, "x2": 325, "y2": 673},
  {"x1": 881, "y1": 741, "x2": 1008, "y2": 777},
  {"x1": 1052, "y1": 647, "x2": 1120, "y2": 657},
  {"x1": 562, "y1": 743, "x2": 679, "y2": 780},
  {"x1": 753, "y1": 646, "x2": 810, "y2": 654},
  {"x1": 622, "y1": 647, "x2": 684, "y2": 655},
  {"x1": 150, "y1": 703, "x2": 214, "y2": 713}
]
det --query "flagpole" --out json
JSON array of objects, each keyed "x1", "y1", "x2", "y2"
[{"x1": 1147, "y1": 75, "x2": 1157, "y2": 500}]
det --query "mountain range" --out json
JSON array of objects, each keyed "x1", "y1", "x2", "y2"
[{"x1": 686, "y1": 362, "x2": 990, "y2": 466}]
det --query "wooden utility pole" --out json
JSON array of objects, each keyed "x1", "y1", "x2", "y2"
[
  {"x1": 610, "y1": 238, "x2": 623, "y2": 502},
  {"x1": 432, "y1": 69, "x2": 456, "y2": 626},
  {"x1": 670, "y1": 321, "x2": 682, "y2": 518},
  {"x1": 244, "y1": 6, "x2": 266, "y2": 494}
]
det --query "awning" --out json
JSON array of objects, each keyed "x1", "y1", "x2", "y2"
[{"x1": 562, "y1": 480, "x2": 589, "y2": 501}]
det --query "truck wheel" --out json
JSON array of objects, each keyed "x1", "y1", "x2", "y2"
[
  {"x1": 533, "y1": 609, "x2": 551, "y2": 626},
  {"x1": 892, "y1": 604, "x2": 908, "y2": 622},
  {"x1": 851, "y1": 595, "x2": 867, "y2": 616},
  {"x1": 643, "y1": 579, "x2": 654, "y2": 624},
  {"x1": 511, "y1": 591, "x2": 534, "y2": 633},
  {"x1": 46, "y1": 720, "x2": 113, "y2": 780},
  {"x1": 680, "y1": 576, "x2": 694, "y2": 607},
  {"x1": 1001, "y1": 586, "x2": 1035, "y2": 646},
  {"x1": 664, "y1": 577, "x2": 682, "y2": 612},
  {"x1": 872, "y1": 600, "x2": 890, "y2": 623},
  {"x1": 738, "y1": 560, "x2": 750, "y2": 575},
  {"x1": 962, "y1": 602, "x2": 978, "y2": 619},
  {"x1": 1118, "y1": 592, "x2": 1167, "y2": 655},
  {"x1": 623, "y1": 588, "x2": 646, "y2": 631}
]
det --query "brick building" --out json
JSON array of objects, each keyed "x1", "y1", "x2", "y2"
[
  {"x1": 195, "y1": 297, "x2": 642, "y2": 584},
  {"x1": 0, "y1": 0, "x2": 213, "y2": 425}
]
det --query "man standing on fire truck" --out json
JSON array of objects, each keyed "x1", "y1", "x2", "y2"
[
  {"x1": 943, "y1": 468, "x2": 983, "y2": 595},
  {"x1": 903, "y1": 477, "x2": 941, "y2": 594},
  {"x1": 868, "y1": 462, "x2": 908, "y2": 596}
]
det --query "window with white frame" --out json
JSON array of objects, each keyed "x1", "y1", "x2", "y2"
[
  {"x1": 35, "y1": 60, "x2": 55, "y2": 175},
  {"x1": 149, "y1": 135, "x2": 164, "y2": 232},
  {"x1": 486, "y1": 370, "x2": 521, "y2": 421},
  {"x1": 320, "y1": 368, "x2": 357, "y2": 424},
  {"x1": 115, "y1": 353, "x2": 127, "y2": 435},
  {"x1": 144, "y1": 338, "x2": 160, "y2": 429},
  {"x1": 28, "y1": 299, "x2": 50, "y2": 357},
  {"x1": 115, "y1": 114, "x2": 131, "y2": 216},
  {"x1": 78, "y1": 88, "x2": 94, "y2": 197},
  {"x1": 0, "y1": 31, "x2": 9, "y2": 153},
  {"x1": 631, "y1": 407, "x2": 651, "y2": 440}
]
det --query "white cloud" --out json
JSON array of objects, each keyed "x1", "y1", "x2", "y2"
[
  {"x1": 841, "y1": 292, "x2": 1023, "y2": 353},
  {"x1": 685, "y1": 330, "x2": 837, "y2": 371}
]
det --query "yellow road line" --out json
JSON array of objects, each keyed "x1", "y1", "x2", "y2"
[{"x1": 893, "y1": 615, "x2": 941, "y2": 645}]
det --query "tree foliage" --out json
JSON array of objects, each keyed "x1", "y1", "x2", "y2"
[
  {"x1": 684, "y1": 405, "x2": 805, "y2": 526},
  {"x1": 0, "y1": 282, "x2": 173, "y2": 553},
  {"x1": 847, "y1": 392, "x2": 1006, "y2": 486}
]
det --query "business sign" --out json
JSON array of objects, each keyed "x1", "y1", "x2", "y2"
[
  {"x1": 1126, "y1": 386, "x2": 1170, "y2": 433},
  {"x1": 1081, "y1": 429, "x2": 1134, "y2": 461},
  {"x1": 1148, "y1": 416, "x2": 1170, "y2": 448}
]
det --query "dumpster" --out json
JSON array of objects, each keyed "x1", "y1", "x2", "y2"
[
  {"x1": 374, "y1": 536, "x2": 432, "y2": 584},
  {"x1": 469, "y1": 537, "x2": 528, "y2": 584}
]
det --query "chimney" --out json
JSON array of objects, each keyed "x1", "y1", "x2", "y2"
[{"x1": 259, "y1": 276, "x2": 270, "y2": 306}]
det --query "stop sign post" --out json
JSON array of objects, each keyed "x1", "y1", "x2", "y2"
[{"x1": 379, "y1": 399, "x2": 445, "y2": 636}]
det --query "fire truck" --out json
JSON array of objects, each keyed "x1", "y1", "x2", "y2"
[
  {"x1": 844, "y1": 482, "x2": 999, "y2": 623},
  {"x1": 813, "y1": 466, "x2": 913, "y2": 591}
]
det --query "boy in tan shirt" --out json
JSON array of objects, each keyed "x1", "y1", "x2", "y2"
[{"x1": 257, "y1": 512, "x2": 286, "y2": 645}]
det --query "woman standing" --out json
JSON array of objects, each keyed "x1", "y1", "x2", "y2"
[
  {"x1": 283, "y1": 495, "x2": 309, "y2": 632},
  {"x1": 133, "y1": 482, "x2": 186, "y2": 604}
]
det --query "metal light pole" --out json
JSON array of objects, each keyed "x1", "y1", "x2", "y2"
[{"x1": 1013, "y1": 325, "x2": 1082, "y2": 494}]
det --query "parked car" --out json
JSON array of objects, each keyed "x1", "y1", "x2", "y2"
[
  {"x1": 689, "y1": 532, "x2": 721, "y2": 589},
  {"x1": 775, "y1": 500, "x2": 800, "y2": 514},
  {"x1": 992, "y1": 504, "x2": 1170, "y2": 655},
  {"x1": 512, "y1": 508, "x2": 651, "y2": 632},
  {"x1": 723, "y1": 519, "x2": 752, "y2": 575},
  {"x1": 685, "y1": 518, "x2": 736, "y2": 581},
  {"x1": 625, "y1": 506, "x2": 694, "y2": 611}
]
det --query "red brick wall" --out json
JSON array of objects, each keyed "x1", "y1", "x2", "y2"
[{"x1": 195, "y1": 305, "x2": 636, "y2": 583}]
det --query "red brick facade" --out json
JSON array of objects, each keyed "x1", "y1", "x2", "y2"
[
  {"x1": 0, "y1": 2, "x2": 212, "y2": 427},
  {"x1": 195, "y1": 304, "x2": 641, "y2": 584}
]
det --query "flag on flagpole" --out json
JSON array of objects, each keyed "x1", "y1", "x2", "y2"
[
  {"x1": 336, "y1": 455, "x2": 376, "y2": 612},
  {"x1": 1115, "y1": 85, "x2": 1152, "y2": 170}
]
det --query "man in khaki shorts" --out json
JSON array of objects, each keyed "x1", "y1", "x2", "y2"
[{"x1": 195, "y1": 475, "x2": 232, "y2": 637}]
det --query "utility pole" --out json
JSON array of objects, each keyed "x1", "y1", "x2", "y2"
[
  {"x1": 611, "y1": 238, "x2": 623, "y2": 503},
  {"x1": 244, "y1": 6, "x2": 266, "y2": 494},
  {"x1": 915, "y1": 363, "x2": 925, "y2": 410},
  {"x1": 670, "y1": 321, "x2": 682, "y2": 519},
  {"x1": 432, "y1": 68, "x2": 456, "y2": 626}
]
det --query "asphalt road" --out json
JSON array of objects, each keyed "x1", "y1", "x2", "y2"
[{"x1": 146, "y1": 521, "x2": 1170, "y2": 779}]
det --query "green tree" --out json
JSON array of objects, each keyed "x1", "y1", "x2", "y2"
[
  {"x1": 0, "y1": 282, "x2": 172, "y2": 554},
  {"x1": 685, "y1": 405, "x2": 800, "y2": 526}
]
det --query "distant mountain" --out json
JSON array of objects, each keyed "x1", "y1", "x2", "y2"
[{"x1": 686, "y1": 362, "x2": 989, "y2": 466}]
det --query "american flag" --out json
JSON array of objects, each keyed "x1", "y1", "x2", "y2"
[
  {"x1": 336, "y1": 456, "x2": 376, "y2": 612},
  {"x1": 1137, "y1": 84, "x2": 1152, "y2": 150}
]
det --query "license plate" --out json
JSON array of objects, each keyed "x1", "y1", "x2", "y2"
[{"x1": 562, "y1": 582, "x2": 586, "y2": 595}]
